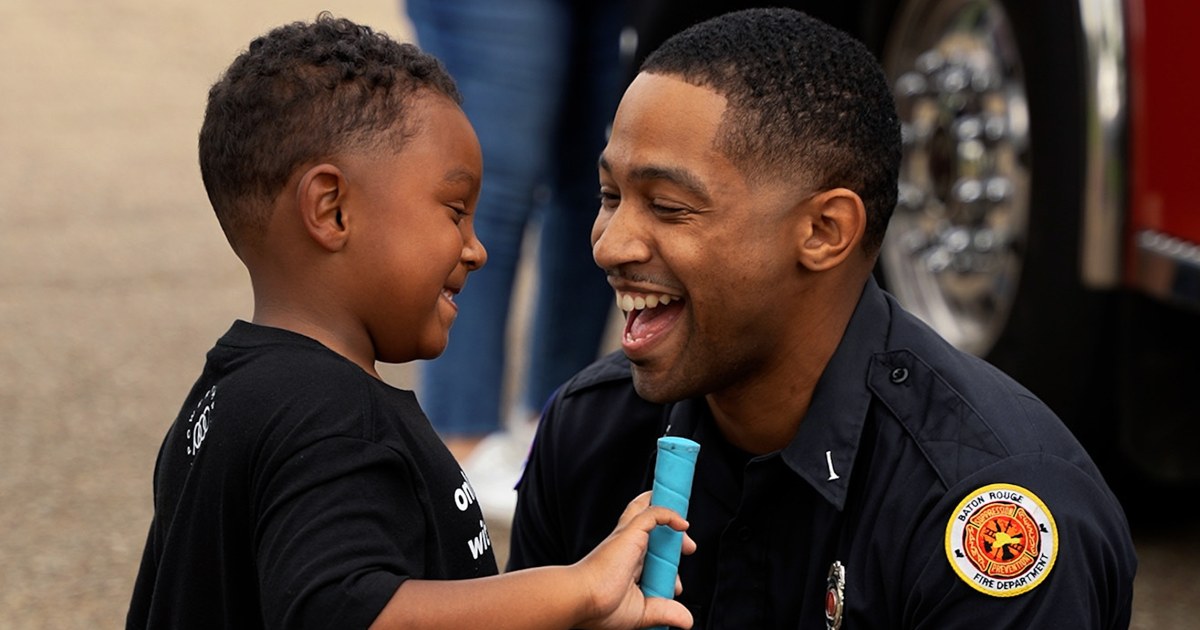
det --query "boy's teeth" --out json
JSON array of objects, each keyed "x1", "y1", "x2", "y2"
[{"x1": 618, "y1": 292, "x2": 676, "y2": 312}]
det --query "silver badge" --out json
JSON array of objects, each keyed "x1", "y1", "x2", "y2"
[{"x1": 825, "y1": 560, "x2": 845, "y2": 630}]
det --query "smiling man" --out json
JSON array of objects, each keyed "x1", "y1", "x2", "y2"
[{"x1": 507, "y1": 8, "x2": 1136, "y2": 629}]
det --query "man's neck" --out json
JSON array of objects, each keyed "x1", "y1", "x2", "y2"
[
  {"x1": 704, "y1": 279, "x2": 862, "y2": 455},
  {"x1": 704, "y1": 357, "x2": 820, "y2": 455}
]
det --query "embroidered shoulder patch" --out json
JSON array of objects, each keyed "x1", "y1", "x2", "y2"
[{"x1": 945, "y1": 483, "x2": 1057, "y2": 597}]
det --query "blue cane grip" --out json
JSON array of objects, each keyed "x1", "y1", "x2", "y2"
[{"x1": 641, "y1": 436, "x2": 700, "y2": 617}]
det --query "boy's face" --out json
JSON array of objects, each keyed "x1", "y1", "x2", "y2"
[
  {"x1": 342, "y1": 94, "x2": 486, "y2": 363},
  {"x1": 594, "y1": 72, "x2": 809, "y2": 403}
]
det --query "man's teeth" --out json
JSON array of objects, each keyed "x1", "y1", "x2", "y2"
[{"x1": 617, "y1": 293, "x2": 674, "y2": 312}]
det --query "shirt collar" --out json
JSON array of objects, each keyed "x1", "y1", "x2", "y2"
[
  {"x1": 780, "y1": 276, "x2": 890, "y2": 510},
  {"x1": 661, "y1": 278, "x2": 890, "y2": 511}
]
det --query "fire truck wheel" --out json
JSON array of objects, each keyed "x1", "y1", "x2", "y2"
[{"x1": 874, "y1": 0, "x2": 1114, "y2": 434}]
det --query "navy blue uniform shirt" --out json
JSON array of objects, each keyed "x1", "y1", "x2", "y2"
[{"x1": 509, "y1": 279, "x2": 1136, "y2": 629}]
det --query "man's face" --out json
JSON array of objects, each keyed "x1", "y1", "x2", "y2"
[
  {"x1": 594, "y1": 73, "x2": 809, "y2": 403},
  {"x1": 344, "y1": 94, "x2": 486, "y2": 363}
]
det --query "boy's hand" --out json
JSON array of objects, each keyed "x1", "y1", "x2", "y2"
[{"x1": 574, "y1": 491, "x2": 695, "y2": 630}]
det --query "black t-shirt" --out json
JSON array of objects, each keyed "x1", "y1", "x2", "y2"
[
  {"x1": 509, "y1": 278, "x2": 1136, "y2": 629},
  {"x1": 128, "y1": 321, "x2": 497, "y2": 629}
]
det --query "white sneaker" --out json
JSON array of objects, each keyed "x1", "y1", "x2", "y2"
[{"x1": 460, "y1": 424, "x2": 535, "y2": 525}]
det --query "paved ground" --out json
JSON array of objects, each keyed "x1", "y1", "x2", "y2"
[{"x1": 0, "y1": 1, "x2": 1195, "y2": 627}]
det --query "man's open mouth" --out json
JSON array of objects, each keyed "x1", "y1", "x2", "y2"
[{"x1": 619, "y1": 292, "x2": 684, "y2": 344}]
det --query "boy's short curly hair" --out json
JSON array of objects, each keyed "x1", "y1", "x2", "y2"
[
  {"x1": 199, "y1": 13, "x2": 460, "y2": 250},
  {"x1": 641, "y1": 8, "x2": 901, "y2": 253}
]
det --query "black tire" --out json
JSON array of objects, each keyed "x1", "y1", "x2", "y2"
[{"x1": 871, "y1": 0, "x2": 1117, "y2": 453}]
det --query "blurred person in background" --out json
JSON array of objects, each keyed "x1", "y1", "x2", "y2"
[
  {"x1": 624, "y1": 0, "x2": 860, "y2": 80},
  {"x1": 403, "y1": 0, "x2": 627, "y2": 521}
]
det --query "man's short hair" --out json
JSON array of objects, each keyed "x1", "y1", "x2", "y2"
[
  {"x1": 641, "y1": 8, "x2": 901, "y2": 253},
  {"x1": 198, "y1": 13, "x2": 460, "y2": 250}
]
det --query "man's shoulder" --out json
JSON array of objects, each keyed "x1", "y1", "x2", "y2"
[
  {"x1": 558, "y1": 350, "x2": 635, "y2": 398},
  {"x1": 539, "y1": 351, "x2": 663, "y2": 456},
  {"x1": 550, "y1": 351, "x2": 666, "y2": 436},
  {"x1": 859, "y1": 305, "x2": 1133, "y2": 616},
  {"x1": 875, "y1": 299, "x2": 1093, "y2": 483}
]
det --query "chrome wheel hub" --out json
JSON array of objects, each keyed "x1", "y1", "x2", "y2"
[{"x1": 881, "y1": 0, "x2": 1030, "y2": 356}]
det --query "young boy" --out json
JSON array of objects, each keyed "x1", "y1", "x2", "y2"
[{"x1": 127, "y1": 14, "x2": 692, "y2": 630}]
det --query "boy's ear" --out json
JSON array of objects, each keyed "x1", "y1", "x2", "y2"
[
  {"x1": 795, "y1": 188, "x2": 867, "y2": 272},
  {"x1": 297, "y1": 163, "x2": 349, "y2": 252}
]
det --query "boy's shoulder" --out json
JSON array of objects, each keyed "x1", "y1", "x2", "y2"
[
  {"x1": 212, "y1": 321, "x2": 371, "y2": 387},
  {"x1": 200, "y1": 321, "x2": 412, "y2": 443}
]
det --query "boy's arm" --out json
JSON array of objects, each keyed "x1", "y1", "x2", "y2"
[{"x1": 369, "y1": 494, "x2": 694, "y2": 630}]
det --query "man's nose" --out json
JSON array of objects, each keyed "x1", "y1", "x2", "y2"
[{"x1": 592, "y1": 205, "x2": 652, "y2": 270}]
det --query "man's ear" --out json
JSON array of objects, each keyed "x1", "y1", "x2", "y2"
[
  {"x1": 795, "y1": 188, "x2": 866, "y2": 272},
  {"x1": 296, "y1": 163, "x2": 349, "y2": 252}
]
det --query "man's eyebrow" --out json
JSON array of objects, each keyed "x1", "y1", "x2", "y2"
[{"x1": 598, "y1": 153, "x2": 710, "y2": 200}]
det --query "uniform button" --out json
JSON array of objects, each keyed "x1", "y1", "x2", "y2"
[{"x1": 890, "y1": 367, "x2": 909, "y2": 384}]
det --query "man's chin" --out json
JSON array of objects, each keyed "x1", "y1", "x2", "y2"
[{"x1": 630, "y1": 366, "x2": 689, "y2": 404}]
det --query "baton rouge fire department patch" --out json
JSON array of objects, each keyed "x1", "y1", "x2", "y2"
[{"x1": 945, "y1": 483, "x2": 1057, "y2": 597}]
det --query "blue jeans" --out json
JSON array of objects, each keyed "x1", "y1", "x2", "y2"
[{"x1": 406, "y1": 0, "x2": 623, "y2": 436}]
